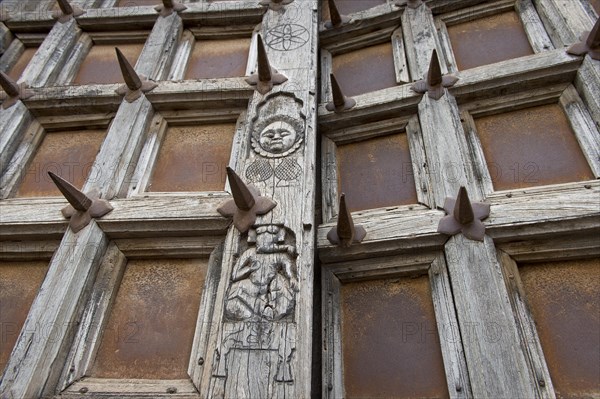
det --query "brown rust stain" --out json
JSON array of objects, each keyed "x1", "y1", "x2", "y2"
[
  {"x1": 116, "y1": 0, "x2": 161, "y2": 6},
  {"x1": 16, "y1": 129, "x2": 107, "y2": 198},
  {"x1": 321, "y1": 0, "x2": 387, "y2": 21},
  {"x1": 341, "y1": 276, "x2": 450, "y2": 399},
  {"x1": 519, "y1": 258, "x2": 600, "y2": 398},
  {"x1": 0, "y1": 261, "x2": 48, "y2": 374},
  {"x1": 447, "y1": 11, "x2": 534, "y2": 71},
  {"x1": 474, "y1": 103, "x2": 594, "y2": 191},
  {"x1": 148, "y1": 123, "x2": 235, "y2": 192},
  {"x1": 73, "y1": 43, "x2": 145, "y2": 85},
  {"x1": 336, "y1": 133, "x2": 418, "y2": 212},
  {"x1": 590, "y1": 0, "x2": 600, "y2": 14},
  {"x1": 332, "y1": 42, "x2": 397, "y2": 97},
  {"x1": 7, "y1": 47, "x2": 38, "y2": 81},
  {"x1": 91, "y1": 258, "x2": 208, "y2": 379},
  {"x1": 185, "y1": 38, "x2": 251, "y2": 80}
]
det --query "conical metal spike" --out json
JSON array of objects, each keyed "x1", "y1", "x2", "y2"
[
  {"x1": 427, "y1": 49, "x2": 443, "y2": 87},
  {"x1": 56, "y1": 0, "x2": 74, "y2": 16},
  {"x1": 454, "y1": 186, "x2": 474, "y2": 225},
  {"x1": 337, "y1": 193, "x2": 355, "y2": 241},
  {"x1": 115, "y1": 47, "x2": 142, "y2": 91},
  {"x1": 226, "y1": 167, "x2": 256, "y2": 211},
  {"x1": 0, "y1": 71, "x2": 21, "y2": 97},
  {"x1": 330, "y1": 74, "x2": 346, "y2": 108},
  {"x1": 328, "y1": 0, "x2": 343, "y2": 28},
  {"x1": 48, "y1": 172, "x2": 92, "y2": 212},
  {"x1": 586, "y1": 18, "x2": 600, "y2": 48},
  {"x1": 256, "y1": 35, "x2": 272, "y2": 83}
]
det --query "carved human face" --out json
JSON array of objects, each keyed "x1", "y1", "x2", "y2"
[{"x1": 259, "y1": 121, "x2": 297, "y2": 154}]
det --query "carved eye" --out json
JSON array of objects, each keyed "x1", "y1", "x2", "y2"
[{"x1": 278, "y1": 129, "x2": 291, "y2": 136}]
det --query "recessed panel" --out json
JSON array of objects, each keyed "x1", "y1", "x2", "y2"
[
  {"x1": 337, "y1": 133, "x2": 418, "y2": 212},
  {"x1": 447, "y1": 11, "x2": 534, "y2": 70},
  {"x1": 321, "y1": 0, "x2": 387, "y2": 20},
  {"x1": 7, "y1": 47, "x2": 37, "y2": 81},
  {"x1": 519, "y1": 258, "x2": 600, "y2": 398},
  {"x1": 332, "y1": 42, "x2": 397, "y2": 97},
  {"x1": 474, "y1": 103, "x2": 594, "y2": 191},
  {"x1": 91, "y1": 258, "x2": 207, "y2": 379},
  {"x1": 591, "y1": 0, "x2": 600, "y2": 14},
  {"x1": 148, "y1": 123, "x2": 235, "y2": 192},
  {"x1": 341, "y1": 276, "x2": 449, "y2": 399},
  {"x1": 0, "y1": 261, "x2": 48, "y2": 374},
  {"x1": 184, "y1": 39, "x2": 250, "y2": 80},
  {"x1": 16, "y1": 130, "x2": 107, "y2": 198},
  {"x1": 73, "y1": 43, "x2": 145, "y2": 85}
]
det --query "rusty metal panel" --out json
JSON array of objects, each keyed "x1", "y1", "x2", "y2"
[
  {"x1": 73, "y1": 43, "x2": 145, "y2": 85},
  {"x1": 116, "y1": 0, "x2": 160, "y2": 6},
  {"x1": 16, "y1": 130, "x2": 107, "y2": 198},
  {"x1": 341, "y1": 276, "x2": 449, "y2": 399},
  {"x1": 7, "y1": 47, "x2": 37, "y2": 81},
  {"x1": 591, "y1": 0, "x2": 600, "y2": 14},
  {"x1": 447, "y1": 11, "x2": 534, "y2": 71},
  {"x1": 91, "y1": 258, "x2": 208, "y2": 379},
  {"x1": 147, "y1": 123, "x2": 235, "y2": 192},
  {"x1": 184, "y1": 38, "x2": 251, "y2": 80},
  {"x1": 0, "y1": 261, "x2": 48, "y2": 374},
  {"x1": 332, "y1": 42, "x2": 397, "y2": 97},
  {"x1": 519, "y1": 258, "x2": 600, "y2": 398},
  {"x1": 474, "y1": 103, "x2": 594, "y2": 191},
  {"x1": 321, "y1": 0, "x2": 387, "y2": 21},
  {"x1": 336, "y1": 133, "x2": 418, "y2": 212}
]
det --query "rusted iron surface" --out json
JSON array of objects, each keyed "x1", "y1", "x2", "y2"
[
  {"x1": 327, "y1": 193, "x2": 366, "y2": 247},
  {"x1": 91, "y1": 258, "x2": 208, "y2": 379},
  {"x1": 341, "y1": 276, "x2": 449, "y2": 399},
  {"x1": 73, "y1": 43, "x2": 144, "y2": 85},
  {"x1": 474, "y1": 103, "x2": 594, "y2": 191},
  {"x1": 322, "y1": 0, "x2": 386, "y2": 21},
  {"x1": 332, "y1": 42, "x2": 397, "y2": 97},
  {"x1": 7, "y1": 47, "x2": 37, "y2": 81},
  {"x1": 592, "y1": 0, "x2": 600, "y2": 15},
  {"x1": 148, "y1": 123, "x2": 235, "y2": 192},
  {"x1": 16, "y1": 130, "x2": 107, "y2": 198},
  {"x1": 185, "y1": 38, "x2": 250, "y2": 80},
  {"x1": 447, "y1": 11, "x2": 533, "y2": 71},
  {"x1": 519, "y1": 258, "x2": 600, "y2": 398},
  {"x1": 0, "y1": 261, "x2": 48, "y2": 374},
  {"x1": 336, "y1": 133, "x2": 418, "y2": 212},
  {"x1": 116, "y1": 0, "x2": 160, "y2": 6}
]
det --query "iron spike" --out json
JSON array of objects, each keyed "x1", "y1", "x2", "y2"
[
  {"x1": 0, "y1": 71, "x2": 20, "y2": 97},
  {"x1": 115, "y1": 47, "x2": 142, "y2": 91},
  {"x1": 226, "y1": 167, "x2": 256, "y2": 211},
  {"x1": 48, "y1": 172, "x2": 92, "y2": 212},
  {"x1": 326, "y1": 73, "x2": 356, "y2": 112},
  {"x1": 256, "y1": 35, "x2": 272, "y2": 83},
  {"x1": 453, "y1": 186, "x2": 474, "y2": 225},
  {"x1": 427, "y1": 49, "x2": 443, "y2": 87},
  {"x1": 56, "y1": 0, "x2": 74, "y2": 16},
  {"x1": 586, "y1": 17, "x2": 600, "y2": 48},
  {"x1": 336, "y1": 193, "x2": 355, "y2": 242}
]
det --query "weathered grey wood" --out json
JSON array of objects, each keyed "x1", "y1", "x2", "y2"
[
  {"x1": 0, "y1": 37, "x2": 23, "y2": 73},
  {"x1": 64, "y1": 378, "x2": 200, "y2": 397},
  {"x1": 434, "y1": 18, "x2": 458, "y2": 73},
  {"x1": 460, "y1": 110, "x2": 495, "y2": 196},
  {"x1": 115, "y1": 236, "x2": 223, "y2": 258},
  {"x1": 0, "y1": 101, "x2": 32, "y2": 175},
  {"x1": 0, "y1": 22, "x2": 13, "y2": 55},
  {"x1": 0, "y1": 239, "x2": 60, "y2": 261},
  {"x1": 55, "y1": 33, "x2": 92, "y2": 85},
  {"x1": 497, "y1": 250, "x2": 557, "y2": 399},
  {"x1": 438, "y1": 0, "x2": 513, "y2": 25},
  {"x1": 391, "y1": 26, "x2": 410, "y2": 84},
  {"x1": 0, "y1": 221, "x2": 108, "y2": 399},
  {"x1": 325, "y1": 115, "x2": 410, "y2": 145},
  {"x1": 168, "y1": 29, "x2": 195, "y2": 81},
  {"x1": 498, "y1": 230, "x2": 600, "y2": 262},
  {"x1": 320, "y1": 49, "x2": 332, "y2": 104},
  {"x1": 323, "y1": 25, "x2": 396, "y2": 56},
  {"x1": 575, "y1": 57, "x2": 600, "y2": 127},
  {"x1": 534, "y1": 0, "x2": 594, "y2": 48},
  {"x1": 406, "y1": 114, "x2": 436, "y2": 207},
  {"x1": 321, "y1": 268, "x2": 343, "y2": 399},
  {"x1": 321, "y1": 135, "x2": 338, "y2": 223},
  {"x1": 444, "y1": 235, "x2": 538, "y2": 398},
  {"x1": 559, "y1": 84, "x2": 600, "y2": 177},
  {"x1": 516, "y1": 0, "x2": 554, "y2": 53},
  {"x1": 135, "y1": 12, "x2": 182, "y2": 81}
]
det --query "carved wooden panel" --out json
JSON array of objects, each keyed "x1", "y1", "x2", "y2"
[
  {"x1": 447, "y1": 11, "x2": 534, "y2": 70},
  {"x1": 184, "y1": 39, "x2": 251, "y2": 80},
  {"x1": 519, "y1": 258, "x2": 600, "y2": 398},
  {"x1": 321, "y1": 0, "x2": 387, "y2": 20},
  {"x1": 332, "y1": 42, "x2": 397, "y2": 97},
  {"x1": 340, "y1": 276, "x2": 449, "y2": 399},
  {"x1": 147, "y1": 123, "x2": 235, "y2": 192},
  {"x1": 336, "y1": 133, "x2": 418, "y2": 212},
  {"x1": 0, "y1": 261, "x2": 48, "y2": 374},
  {"x1": 73, "y1": 43, "x2": 145, "y2": 85},
  {"x1": 474, "y1": 103, "x2": 594, "y2": 191},
  {"x1": 7, "y1": 47, "x2": 37, "y2": 81},
  {"x1": 91, "y1": 258, "x2": 207, "y2": 379},
  {"x1": 16, "y1": 129, "x2": 107, "y2": 198}
]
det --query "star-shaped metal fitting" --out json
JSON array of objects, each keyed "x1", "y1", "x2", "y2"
[
  {"x1": 567, "y1": 17, "x2": 600, "y2": 61},
  {"x1": 114, "y1": 47, "x2": 158, "y2": 103},
  {"x1": 259, "y1": 0, "x2": 294, "y2": 12},
  {"x1": 155, "y1": 0, "x2": 187, "y2": 17},
  {"x1": 52, "y1": 0, "x2": 85, "y2": 24},
  {"x1": 412, "y1": 49, "x2": 459, "y2": 100},
  {"x1": 0, "y1": 71, "x2": 34, "y2": 110},
  {"x1": 327, "y1": 193, "x2": 366, "y2": 247},
  {"x1": 246, "y1": 34, "x2": 288, "y2": 95},
  {"x1": 325, "y1": 73, "x2": 356, "y2": 112},
  {"x1": 437, "y1": 186, "x2": 490, "y2": 242},
  {"x1": 48, "y1": 172, "x2": 113, "y2": 233},
  {"x1": 324, "y1": 0, "x2": 350, "y2": 29},
  {"x1": 217, "y1": 167, "x2": 277, "y2": 233}
]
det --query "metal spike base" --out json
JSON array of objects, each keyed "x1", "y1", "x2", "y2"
[
  {"x1": 327, "y1": 194, "x2": 366, "y2": 247},
  {"x1": 567, "y1": 18, "x2": 600, "y2": 60},
  {"x1": 155, "y1": 0, "x2": 187, "y2": 17},
  {"x1": 48, "y1": 172, "x2": 113, "y2": 233},
  {"x1": 51, "y1": 0, "x2": 85, "y2": 24},
  {"x1": 218, "y1": 168, "x2": 277, "y2": 233},
  {"x1": 245, "y1": 36, "x2": 288, "y2": 95},
  {"x1": 412, "y1": 50, "x2": 458, "y2": 100},
  {"x1": 437, "y1": 186, "x2": 490, "y2": 242},
  {"x1": 0, "y1": 71, "x2": 34, "y2": 110},
  {"x1": 259, "y1": 0, "x2": 294, "y2": 11},
  {"x1": 324, "y1": 0, "x2": 351, "y2": 29},
  {"x1": 114, "y1": 48, "x2": 158, "y2": 102},
  {"x1": 325, "y1": 73, "x2": 356, "y2": 112}
]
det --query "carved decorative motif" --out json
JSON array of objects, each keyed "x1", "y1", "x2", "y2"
[{"x1": 265, "y1": 24, "x2": 309, "y2": 51}]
